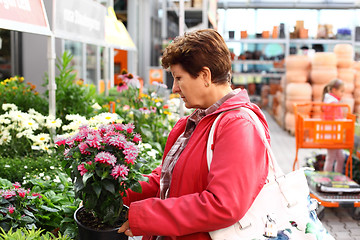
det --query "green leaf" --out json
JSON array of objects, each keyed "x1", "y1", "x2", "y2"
[
  {"x1": 83, "y1": 172, "x2": 94, "y2": 185},
  {"x1": 20, "y1": 215, "x2": 35, "y2": 223},
  {"x1": 129, "y1": 181, "x2": 142, "y2": 193},
  {"x1": 23, "y1": 209, "x2": 35, "y2": 218},
  {"x1": 103, "y1": 181, "x2": 115, "y2": 194},
  {"x1": 40, "y1": 205, "x2": 59, "y2": 212},
  {"x1": 92, "y1": 182, "x2": 102, "y2": 198},
  {"x1": 74, "y1": 176, "x2": 84, "y2": 192}
]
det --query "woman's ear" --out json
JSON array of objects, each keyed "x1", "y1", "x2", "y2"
[{"x1": 201, "y1": 67, "x2": 212, "y2": 86}]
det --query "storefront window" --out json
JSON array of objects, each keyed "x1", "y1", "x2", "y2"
[
  {"x1": 64, "y1": 40, "x2": 83, "y2": 80},
  {"x1": 86, "y1": 44, "x2": 97, "y2": 86},
  {"x1": 0, "y1": 29, "x2": 11, "y2": 80}
]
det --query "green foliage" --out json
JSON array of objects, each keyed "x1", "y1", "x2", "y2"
[
  {"x1": 0, "y1": 156, "x2": 61, "y2": 185},
  {"x1": 0, "y1": 173, "x2": 80, "y2": 239},
  {"x1": 0, "y1": 76, "x2": 48, "y2": 115},
  {"x1": 0, "y1": 181, "x2": 44, "y2": 232},
  {"x1": 29, "y1": 172, "x2": 80, "y2": 239},
  {"x1": 43, "y1": 51, "x2": 100, "y2": 126},
  {"x1": 0, "y1": 227, "x2": 72, "y2": 240}
]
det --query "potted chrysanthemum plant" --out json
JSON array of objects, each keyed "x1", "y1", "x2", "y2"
[{"x1": 55, "y1": 122, "x2": 147, "y2": 240}]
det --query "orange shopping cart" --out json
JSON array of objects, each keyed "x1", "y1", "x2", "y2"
[{"x1": 293, "y1": 102, "x2": 360, "y2": 219}]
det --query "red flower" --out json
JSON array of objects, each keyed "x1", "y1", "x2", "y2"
[
  {"x1": 95, "y1": 152, "x2": 117, "y2": 166},
  {"x1": 8, "y1": 206, "x2": 15, "y2": 214},
  {"x1": 13, "y1": 182, "x2": 21, "y2": 189},
  {"x1": 17, "y1": 188, "x2": 27, "y2": 198},
  {"x1": 133, "y1": 133, "x2": 142, "y2": 143},
  {"x1": 111, "y1": 164, "x2": 129, "y2": 180},
  {"x1": 78, "y1": 163, "x2": 88, "y2": 176}
]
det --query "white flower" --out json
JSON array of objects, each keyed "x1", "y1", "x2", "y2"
[
  {"x1": 16, "y1": 129, "x2": 34, "y2": 138},
  {"x1": 4, "y1": 164, "x2": 10, "y2": 168},
  {"x1": 147, "y1": 149, "x2": 158, "y2": 158},
  {"x1": 24, "y1": 166, "x2": 28, "y2": 169},
  {"x1": 0, "y1": 130, "x2": 11, "y2": 144},
  {"x1": 30, "y1": 133, "x2": 51, "y2": 145},
  {"x1": 88, "y1": 113, "x2": 120, "y2": 126},
  {"x1": 45, "y1": 116, "x2": 62, "y2": 129},
  {"x1": 53, "y1": 176, "x2": 61, "y2": 183},
  {"x1": 91, "y1": 103, "x2": 102, "y2": 110},
  {"x1": 39, "y1": 173, "x2": 44, "y2": 177},
  {"x1": 2, "y1": 103, "x2": 17, "y2": 111},
  {"x1": 141, "y1": 143, "x2": 152, "y2": 149},
  {"x1": 22, "y1": 118, "x2": 39, "y2": 130}
]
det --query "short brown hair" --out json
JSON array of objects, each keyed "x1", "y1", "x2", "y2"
[{"x1": 161, "y1": 29, "x2": 232, "y2": 84}]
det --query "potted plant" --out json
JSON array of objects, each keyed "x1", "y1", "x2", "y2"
[{"x1": 56, "y1": 122, "x2": 147, "y2": 240}]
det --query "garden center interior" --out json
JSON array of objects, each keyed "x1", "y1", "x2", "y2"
[{"x1": 3, "y1": 1, "x2": 360, "y2": 239}]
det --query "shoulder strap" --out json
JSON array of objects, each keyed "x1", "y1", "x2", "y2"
[{"x1": 206, "y1": 111, "x2": 226, "y2": 170}]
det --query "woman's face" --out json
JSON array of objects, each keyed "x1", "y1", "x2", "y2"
[{"x1": 170, "y1": 64, "x2": 209, "y2": 109}]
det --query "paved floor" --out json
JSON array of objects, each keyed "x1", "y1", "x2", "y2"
[{"x1": 264, "y1": 110, "x2": 360, "y2": 240}]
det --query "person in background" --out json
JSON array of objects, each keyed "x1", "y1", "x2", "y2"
[
  {"x1": 322, "y1": 79, "x2": 345, "y2": 173},
  {"x1": 118, "y1": 29, "x2": 270, "y2": 240}
]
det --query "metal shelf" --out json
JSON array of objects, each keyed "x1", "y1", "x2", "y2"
[
  {"x1": 226, "y1": 38, "x2": 288, "y2": 44},
  {"x1": 232, "y1": 60, "x2": 277, "y2": 65},
  {"x1": 290, "y1": 38, "x2": 353, "y2": 45},
  {"x1": 232, "y1": 72, "x2": 284, "y2": 78}
]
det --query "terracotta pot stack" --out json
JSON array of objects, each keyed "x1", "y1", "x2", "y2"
[
  {"x1": 310, "y1": 52, "x2": 338, "y2": 102},
  {"x1": 334, "y1": 44, "x2": 355, "y2": 112},
  {"x1": 353, "y1": 61, "x2": 360, "y2": 115},
  {"x1": 284, "y1": 55, "x2": 311, "y2": 134}
]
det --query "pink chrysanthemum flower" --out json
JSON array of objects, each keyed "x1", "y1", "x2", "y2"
[
  {"x1": 86, "y1": 133, "x2": 102, "y2": 149},
  {"x1": 55, "y1": 137, "x2": 67, "y2": 146},
  {"x1": 17, "y1": 188, "x2": 27, "y2": 198},
  {"x1": 13, "y1": 182, "x2": 21, "y2": 189},
  {"x1": 113, "y1": 123, "x2": 125, "y2": 131},
  {"x1": 64, "y1": 148, "x2": 71, "y2": 159},
  {"x1": 133, "y1": 133, "x2": 142, "y2": 143},
  {"x1": 94, "y1": 152, "x2": 117, "y2": 166},
  {"x1": 107, "y1": 134, "x2": 127, "y2": 149},
  {"x1": 79, "y1": 142, "x2": 91, "y2": 155},
  {"x1": 111, "y1": 164, "x2": 129, "y2": 180},
  {"x1": 78, "y1": 163, "x2": 88, "y2": 176},
  {"x1": 123, "y1": 142, "x2": 139, "y2": 164},
  {"x1": 8, "y1": 206, "x2": 15, "y2": 214},
  {"x1": 124, "y1": 123, "x2": 135, "y2": 134},
  {"x1": 1, "y1": 190, "x2": 16, "y2": 199}
]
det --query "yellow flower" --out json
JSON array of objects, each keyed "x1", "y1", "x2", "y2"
[
  {"x1": 164, "y1": 111, "x2": 171, "y2": 115},
  {"x1": 12, "y1": 86, "x2": 18, "y2": 90}
]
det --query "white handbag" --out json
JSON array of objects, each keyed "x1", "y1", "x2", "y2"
[{"x1": 207, "y1": 107, "x2": 334, "y2": 240}]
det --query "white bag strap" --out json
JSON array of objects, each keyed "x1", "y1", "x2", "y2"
[{"x1": 206, "y1": 107, "x2": 284, "y2": 177}]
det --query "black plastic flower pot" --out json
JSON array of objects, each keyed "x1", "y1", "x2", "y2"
[{"x1": 74, "y1": 206, "x2": 128, "y2": 240}]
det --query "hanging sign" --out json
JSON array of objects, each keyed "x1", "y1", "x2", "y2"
[
  {"x1": 55, "y1": 0, "x2": 106, "y2": 45},
  {"x1": 0, "y1": 0, "x2": 51, "y2": 35}
]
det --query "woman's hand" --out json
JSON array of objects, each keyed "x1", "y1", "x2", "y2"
[{"x1": 118, "y1": 220, "x2": 134, "y2": 237}]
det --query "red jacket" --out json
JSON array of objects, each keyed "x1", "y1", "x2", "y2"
[{"x1": 124, "y1": 89, "x2": 270, "y2": 240}]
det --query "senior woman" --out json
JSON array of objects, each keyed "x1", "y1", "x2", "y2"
[{"x1": 118, "y1": 29, "x2": 270, "y2": 240}]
